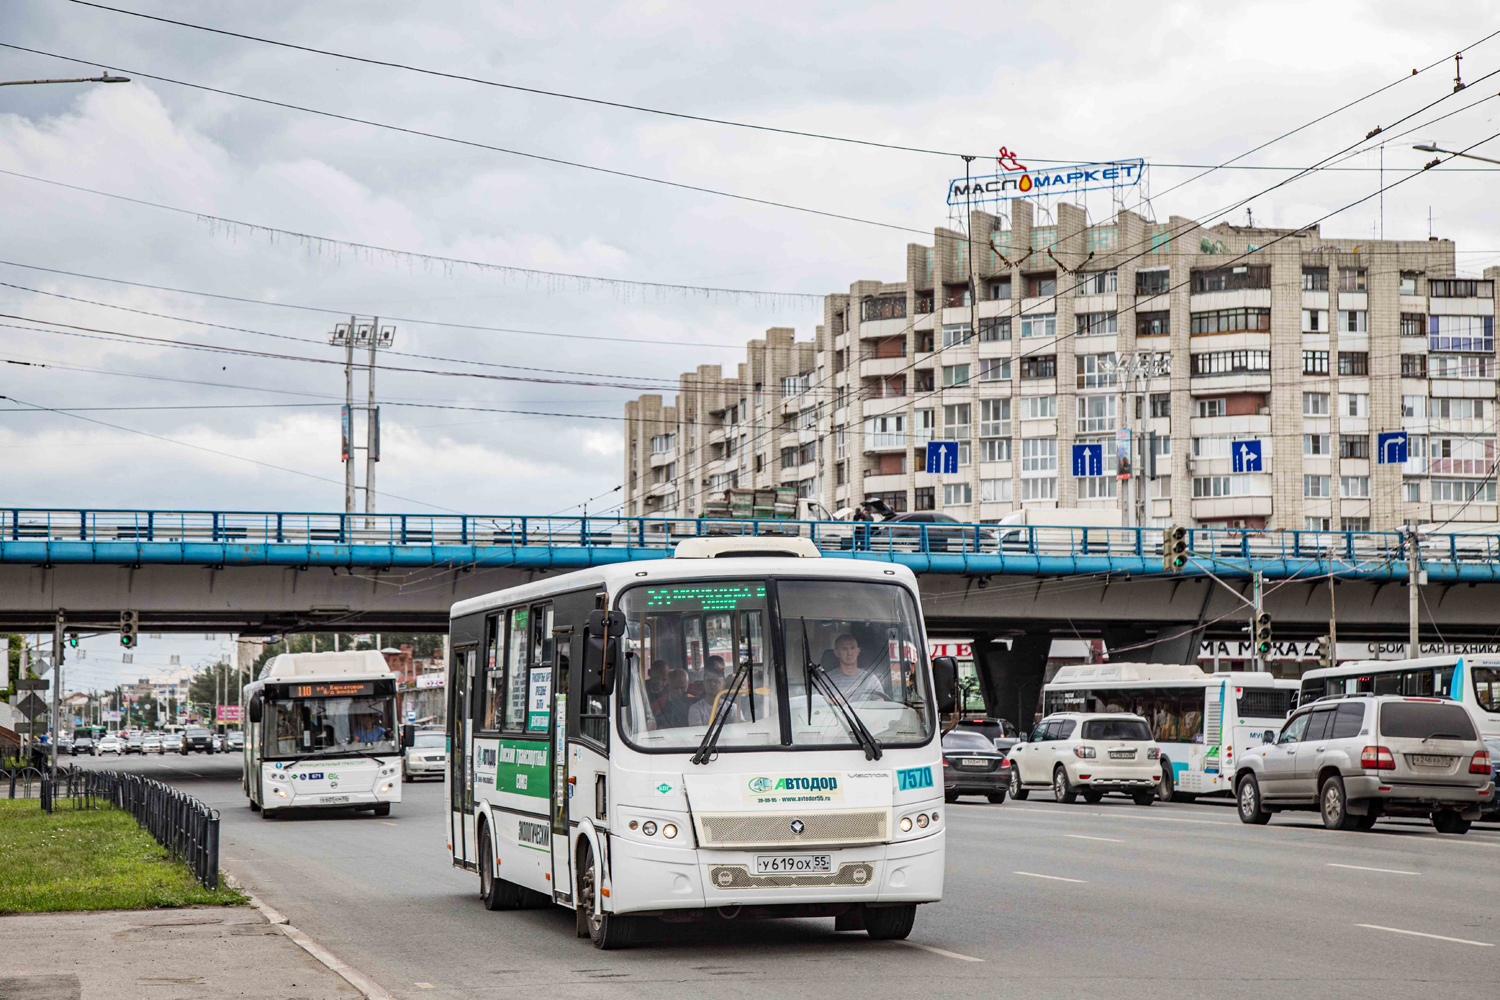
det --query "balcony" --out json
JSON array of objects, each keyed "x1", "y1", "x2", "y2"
[{"x1": 866, "y1": 432, "x2": 907, "y2": 451}]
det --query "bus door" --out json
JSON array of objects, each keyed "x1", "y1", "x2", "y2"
[
  {"x1": 450, "y1": 645, "x2": 476, "y2": 868},
  {"x1": 550, "y1": 626, "x2": 573, "y2": 902}
]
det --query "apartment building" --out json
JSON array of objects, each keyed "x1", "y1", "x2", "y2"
[{"x1": 623, "y1": 198, "x2": 1498, "y2": 532}]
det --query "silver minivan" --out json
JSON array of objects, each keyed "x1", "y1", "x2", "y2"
[{"x1": 1234, "y1": 695, "x2": 1495, "y2": 833}]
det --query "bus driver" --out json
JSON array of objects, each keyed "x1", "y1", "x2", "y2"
[{"x1": 827, "y1": 633, "x2": 886, "y2": 702}]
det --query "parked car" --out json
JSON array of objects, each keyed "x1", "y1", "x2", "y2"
[
  {"x1": 941, "y1": 729, "x2": 1009, "y2": 803},
  {"x1": 1008, "y1": 713, "x2": 1162, "y2": 805},
  {"x1": 403, "y1": 729, "x2": 448, "y2": 782},
  {"x1": 95, "y1": 735, "x2": 123, "y2": 756},
  {"x1": 227, "y1": 731, "x2": 245, "y2": 752},
  {"x1": 124, "y1": 734, "x2": 144, "y2": 755},
  {"x1": 212, "y1": 733, "x2": 226, "y2": 752},
  {"x1": 1233, "y1": 695, "x2": 1496, "y2": 833},
  {"x1": 181, "y1": 728, "x2": 216, "y2": 754},
  {"x1": 71, "y1": 736, "x2": 94, "y2": 756},
  {"x1": 952, "y1": 716, "x2": 1020, "y2": 754},
  {"x1": 161, "y1": 733, "x2": 184, "y2": 753},
  {"x1": 142, "y1": 734, "x2": 162, "y2": 754},
  {"x1": 862, "y1": 513, "x2": 998, "y2": 553}
]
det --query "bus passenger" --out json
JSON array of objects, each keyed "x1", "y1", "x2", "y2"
[
  {"x1": 689, "y1": 663, "x2": 737, "y2": 727},
  {"x1": 659, "y1": 669, "x2": 694, "y2": 728}
]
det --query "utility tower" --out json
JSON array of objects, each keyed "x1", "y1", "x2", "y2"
[{"x1": 329, "y1": 318, "x2": 396, "y2": 518}]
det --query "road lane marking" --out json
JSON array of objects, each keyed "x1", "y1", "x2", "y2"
[
  {"x1": 1357, "y1": 924, "x2": 1493, "y2": 947},
  {"x1": 415, "y1": 984, "x2": 435, "y2": 989},
  {"x1": 1014, "y1": 871, "x2": 1088, "y2": 883},
  {"x1": 1328, "y1": 863, "x2": 1420, "y2": 875},
  {"x1": 1012, "y1": 805, "x2": 1229, "y2": 825},
  {"x1": 1065, "y1": 834, "x2": 1125, "y2": 844},
  {"x1": 900, "y1": 942, "x2": 984, "y2": 962},
  {"x1": 380, "y1": 821, "x2": 398, "y2": 827}
]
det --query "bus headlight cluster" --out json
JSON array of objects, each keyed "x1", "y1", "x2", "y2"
[
  {"x1": 274, "y1": 787, "x2": 288, "y2": 798},
  {"x1": 899, "y1": 812, "x2": 934, "y2": 833},
  {"x1": 379, "y1": 783, "x2": 392, "y2": 793},
  {"x1": 631, "y1": 820, "x2": 678, "y2": 839}
]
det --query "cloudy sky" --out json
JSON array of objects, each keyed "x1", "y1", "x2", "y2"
[{"x1": 3, "y1": 1, "x2": 1500, "y2": 684}]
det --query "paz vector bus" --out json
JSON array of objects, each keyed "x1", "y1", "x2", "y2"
[
  {"x1": 242, "y1": 650, "x2": 403, "y2": 818},
  {"x1": 444, "y1": 537, "x2": 957, "y2": 949}
]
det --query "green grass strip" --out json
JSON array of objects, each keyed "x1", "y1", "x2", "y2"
[{"x1": 0, "y1": 799, "x2": 246, "y2": 913}]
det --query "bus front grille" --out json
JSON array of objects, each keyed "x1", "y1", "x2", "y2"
[
  {"x1": 709, "y1": 863, "x2": 875, "y2": 890},
  {"x1": 694, "y1": 809, "x2": 889, "y2": 848}
]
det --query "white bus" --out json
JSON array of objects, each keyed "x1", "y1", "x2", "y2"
[
  {"x1": 242, "y1": 650, "x2": 403, "y2": 818},
  {"x1": 1300, "y1": 655, "x2": 1500, "y2": 736},
  {"x1": 1042, "y1": 663, "x2": 1299, "y2": 800},
  {"x1": 445, "y1": 538, "x2": 954, "y2": 949}
]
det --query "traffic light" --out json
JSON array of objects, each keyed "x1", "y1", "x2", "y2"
[
  {"x1": 1254, "y1": 613, "x2": 1273, "y2": 655},
  {"x1": 1162, "y1": 525, "x2": 1188, "y2": 571},
  {"x1": 1315, "y1": 635, "x2": 1332, "y2": 669},
  {"x1": 120, "y1": 610, "x2": 138, "y2": 648},
  {"x1": 67, "y1": 633, "x2": 78, "y2": 647}
]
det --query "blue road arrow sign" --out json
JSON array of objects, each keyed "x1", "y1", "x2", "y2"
[
  {"x1": 1232, "y1": 439, "x2": 1263, "y2": 473},
  {"x1": 1377, "y1": 431, "x2": 1408, "y2": 465},
  {"x1": 1071, "y1": 443, "x2": 1103, "y2": 477},
  {"x1": 926, "y1": 441, "x2": 959, "y2": 474}
]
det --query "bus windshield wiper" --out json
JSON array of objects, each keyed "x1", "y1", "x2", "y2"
[
  {"x1": 690, "y1": 655, "x2": 754, "y2": 765},
  {"x1": 808, "y1": 663, "x2": 883, "y2": 761},
  {"x1": 277, "y1": 746, "x2": 393, "y2": 767}
]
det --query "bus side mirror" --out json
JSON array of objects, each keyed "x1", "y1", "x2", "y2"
[
  {"x1": 931, "y1": 656, "x2": 958, "y2": 714},
  {"x1": 247, "y1": 693, "x2": 262, "y2": 724},
  {"x1": 583, "y1": 609, "x2": 626, "y2": 696},
  {"x1": 400, "y1": 724, "x2": 415, "y2": 749}
]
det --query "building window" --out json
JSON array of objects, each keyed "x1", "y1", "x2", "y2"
[
  {"x1": 1304, "y1": 475, "x2": 1331, "y2": 498},
  {"x1": 979, "y1": 316, "x2": 1011, "y2": 341},
  {"x1": 1137, "y1": 311, "x2": 1170, "y2": 337},
  {"x1": 979, "y1": 438, "x2": 1012, "y2": 462},
  {"x1": 835, "y1": 461, "x2": 846, "y2": 486},
  {"x1": 1076, "y1": 353, "x2": 1118, "y2": 390},
  {"x1": 1337, "y1": 310, "x2": 1367, "y2": 334},
  {"x1": 866, "y1": 490, "x2": 908, "y2": 513},
  {"x1": 1401, "y1": 353, "x2": 1428, "y2": 377},
  {"x1": 781, "y1": 373, "x2": 811, "y2": 397},
  {"x1": 1431, "y1": 397, "x2": 1487, "y2": 420},
  {"x1": 835, "y1": 428, "x2": 846, "y2": 460},
  {"x1": 1400, "y1": 273, "x2": 1419, "y2": 296},
  {"x1": 650, "y1": 433, "x2": 676, "y2": 454},
  {"x1": 942, "y1": 364, "x2": 971, "y2": 387},
  {"x1": 780, "y1": 447, "x2": 797, "y2": 470},
  {"x1": 1302, "y1": 309, "x2": 1327, "y2": 332},
  {"x1": 979, "y1": 478, "x2": 1012, "y2": 502},
  {"x1": 1428, "y1": 279, "x2": 1494, "y2": 298},
  {"x1": 1193, "y1": 475, "x2": 1257, "y2": 498},
  {"x1": 1301, "y1": 267, "x2": 1329, "y2": 291},
  {"x1": 1019, "y1": 396, "x2": 1057, "y2": 420},
  {"x1": 943, "y1": 483, "x2": 973, "y2": 507},
  {"x1": 942, "y1": 324, "x2": 975, "y2": 348},
  {"x1": 980, "y1": 398, "x2": 1011, "y2": 438},
  {"x1": 914, "y1": 409, "x2": 934, "y2": 445},
  {"x1": 1405, "y1": 481, "x2": 1423, "y2": 503},
  {"x1": 1076, "y1": 270, "x2": 1117, "y2": 295},
  {"x1": 1026, "y1": 273, "x2": 1056, "y2": 297},
  {"x1": 1340, "y1": 476, "x2": 1370, "y2": 498},
  {"x1": 1150, "y1": 393, "x2": 1172, "y2": 418},
  {"x1": 1020, "y1": 313, "x2": 1057, "y2": 338},
  {"x1": 1432, "y1": 480, "x2": 1498, "y2": 503},
  {"x1": 864, "y1": 414, "x2": 905, "y2": 449},
  {"x1": 978, "y1": 358, "x2": 1011, "y2": 382},
  {"x1": 1077, "y1": 395, "x2": 1117, "y2": 434},
  {"x1": 1075, "y1": 311, "x2": 1118, "y2": 337},
  {"x1": 1020, "y1": 355, "x2": 1057, "y2": 380},
  {"x1": 1303, "y1": 350, "x2": 1329, "y2": 375},
  {"x1": 861, "y1": 296, "x2": 907, "y2": 322},
  {"x1": 1190, "y1": 350, "x2": 1271, "y2": 376},
  {"x1": 1402, "y1": 394, "x2": 1427, "y2": 419},
  {"x1": 1339, "y1": 435, "x2": 1369, "y2": 460},
  {"x1": 1338, "y1": 351, "x2": 1369, "y2": 376},
  {"x1": 1303, "y1": 392, "x2": 1329, "y2": 416},
  {"x1": 942, "y1": 404, "x2": 972, "y2": 440},
  {"x1": 1020, "y1": 477, "x2": 1056, "y2": 500},
  {"x1": 1343, "y1": 517, "x2": 1371, "y2": 531},
  {"x1": 1190, "y1": 308, "x2": 1272, "y2": 335},
  {"x1": 1338, "y1": 268, "x2": 1367, "y2": 292},
  {"x1": 1196, "y1": 398, "x2": 1226, "y2": 418},
  {"x1": 1020, "y1": 437, "x2": 1058, "y2": 473},
  {"x1": 798, "y1": 442, "x2": 817, "y2": 465},
  {"x1": 1304, "y1": 434, "x2": 1330, "y2": 456},
  {"x1": 1430, "y1": 354, "x2": 1493, "y2": 378},
  {"x1": 1400, "y1": 313, "x2": 1425, "y2": 337},
  {"x1": 989, "y1": 278, "x2": 1012, "y2": 300},
  {"x1": 1137, "y1": 269, "x2": 1171, "y2": 295},
  {"x1": 914, "y1": 486, "x2": 935, "y2": 511},
  {"x1": 1338, "y1": 393, "x2": 1369, "y2": 418},
  {"x1": 1305, "y1": 516, "x2": 1332, "y2": 531},
  {"x1": 1429, "y1": 315, "x2": 1495, "y2": 352},
  {"x1": 1191, "y1": 265, "x2": 1271, "y2": 293},
  {"x1": 1078, "y1": 474, "x2": 1117, "y2": 499}
]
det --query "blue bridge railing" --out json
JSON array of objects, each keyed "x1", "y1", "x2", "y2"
[{"x1": 2, "y1": 508, "x2": 1498, "y2": 580}]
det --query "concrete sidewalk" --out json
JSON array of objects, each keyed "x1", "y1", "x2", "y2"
[{"x1": 0, "y1": 906, "x2": 362, "y2": 1000}]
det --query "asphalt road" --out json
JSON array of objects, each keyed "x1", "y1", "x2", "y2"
[{"x1": 70, "y1": 752, "x2": 1500, "y2": 1000}]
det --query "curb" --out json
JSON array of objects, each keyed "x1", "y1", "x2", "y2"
[{"x1": 226, "y1": 873, "x2": 397, "y2": 1000}]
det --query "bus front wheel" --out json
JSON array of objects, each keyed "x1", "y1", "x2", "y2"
[
  {"x1": 864, "y1": 903, "x2": 916, "y2": 940},
  {"x1": 579, "y1": 842, "x2": 638, "y2": 949}
]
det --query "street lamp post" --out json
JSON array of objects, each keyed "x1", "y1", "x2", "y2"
[
  {"x1": 0, "y1": 73, "x2": 130, "y2": 87},
  {"x1": 1412, "y1": 142, "x2": 1500, "y2": 167}
]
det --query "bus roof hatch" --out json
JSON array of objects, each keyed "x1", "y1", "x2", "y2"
[{"x1": 673, "y1": 537, "x2": 821, "y2": 560}]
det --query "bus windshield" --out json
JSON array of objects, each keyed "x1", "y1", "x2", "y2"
[
  {"x1": 617, "y1": 578, "x2": 934, "y2": 752},
  {"x1": 266, "y1": 694, "x2": 397, "y2": 757}
]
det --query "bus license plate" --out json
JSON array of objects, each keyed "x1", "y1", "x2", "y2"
[
  {"x1": 320, "y1": 795, "x2": 350, "y2": 804},
  {"x1": 755, "y1": 854, "x2": 832, "y2": 874}
]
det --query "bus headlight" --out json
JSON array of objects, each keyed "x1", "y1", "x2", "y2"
[
  {"x1": 916, "y1": 813, "x2": 930, "y2": 828},
  {"x1": 379, "y1": 783, "x2": 392, "y2": 794},
  {"x1": 662, "y1": 823, "x2": 677, "y2": 839},
  {"x1": 642, "y1": 821, "x2": 657, "y2": 837},
  {"x1": 899, "y1": 816, "x2": 913, "y2": 833},
  {"x1": 274, "y1": 787, "x2": 288, "y2": 798}
]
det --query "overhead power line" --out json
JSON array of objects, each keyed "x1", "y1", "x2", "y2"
[{"x1": 0, "y1": 42, "x2": 930, "y2": 236}]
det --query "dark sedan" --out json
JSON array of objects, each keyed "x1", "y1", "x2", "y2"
[
  {"x1": 942, "y1": 730, "x2": 1010, "y2": 804},
  {"x1": 181, "y1": 727, "x2": 216, "y2": 754},
  {"x1": 952, "y1": 716, "x2": 1020, "y2": 755}
]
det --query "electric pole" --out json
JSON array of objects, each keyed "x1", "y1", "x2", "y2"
[
  {"x1": 1407, "y1": 522, "x2": 1422, "y2": 655},
  {"x1": 329, "y1": 318, "x2": 394, "y2": 522},
  {"x1": 49, "y1": 610, "x2": 64, "y2": 802}
]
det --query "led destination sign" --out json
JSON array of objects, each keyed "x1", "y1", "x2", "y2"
[{"x1": 286, "y1": 681, "x2": 379, "y2": 698}]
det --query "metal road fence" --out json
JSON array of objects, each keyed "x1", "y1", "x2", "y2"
[
  {"x1": 4, "y1": 507, "x2": 1500, "y2": 580},
  {"x1": 0, "y1": 765, "x2": 222, "y2": 890}
]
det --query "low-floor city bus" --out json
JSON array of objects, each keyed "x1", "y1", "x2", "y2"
[
  {"x1": 445, "y1": 537, "x2": 955, "y2": 948},
  {"x1": 242, "y1": 650, "x2": 403, "y2": 819},
  {"x1": 1042, "y1": 663, "x2": 1299, "y2": 800},
  {"x1": 1300, "y1": 655, "x2": 1500, "y2": 736}
]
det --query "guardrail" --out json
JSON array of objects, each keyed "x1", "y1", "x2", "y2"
[{"x1": 3, "y1": 508, "x2": 1500, "y2": 581}]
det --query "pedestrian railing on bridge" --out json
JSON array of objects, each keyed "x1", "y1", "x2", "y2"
[{"x1": 3, "y1": 508, "x2": 1499, "y2": 580}]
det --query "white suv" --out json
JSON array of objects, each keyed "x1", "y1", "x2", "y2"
[{"x1": 1009, "y1": 713, "x2": 1162, "y2": 805}]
